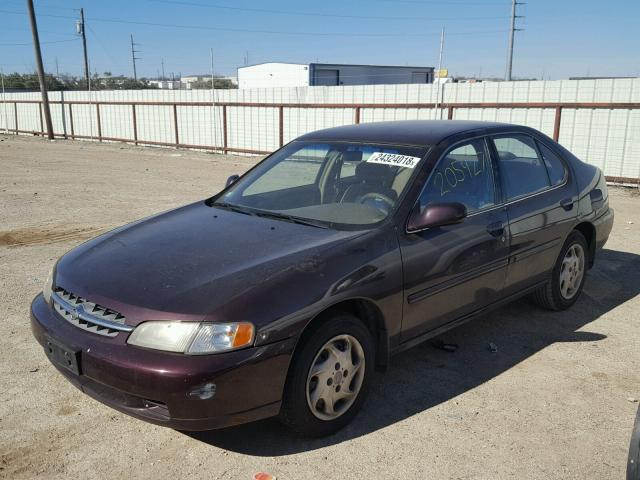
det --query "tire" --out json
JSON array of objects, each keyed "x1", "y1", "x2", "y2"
[
  {"x1": 279, "y1": 312, "x2": 375, "y2": 437},
  {"x1": 532, "y1": 230, "x2": 589, "y2": 311}
]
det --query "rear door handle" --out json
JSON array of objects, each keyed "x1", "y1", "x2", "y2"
[
  {"x1": 486, "y1": 221, "x2": 505, "y2": 238},
  {"x1": 560, "y1": 198, "x2": 574, "y2": 211}
]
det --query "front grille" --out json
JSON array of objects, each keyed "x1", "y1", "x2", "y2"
[{"x1": 52, "y1": 288, "x2": 133, "y2": 337}]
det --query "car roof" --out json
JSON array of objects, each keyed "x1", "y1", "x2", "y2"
[{"x1": 296, "y1": 120, "x2": 517, "y2": 146}]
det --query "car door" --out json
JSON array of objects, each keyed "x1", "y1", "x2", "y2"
[
  {"x1": 489, "y1": 132, "x2": 578, "y2": 295},
  {"x1": 398, "y1": 136, "x2": 510, "y2": 342}
]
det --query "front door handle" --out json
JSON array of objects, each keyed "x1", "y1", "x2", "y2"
[
  {"x1": 486, "y1": 221, "x2": 505, "y2": 238},
  {"x1": 560, "y1": 198, "x2": 574, "y2": 211}
]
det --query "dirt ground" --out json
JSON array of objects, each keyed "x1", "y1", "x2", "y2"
[{"x1": 1, "y1": 134, "x2": 639, "y2": 480}]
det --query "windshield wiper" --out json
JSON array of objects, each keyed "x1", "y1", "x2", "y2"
[
  {"x1": 211, "y1": 202, "x2": 255, "y2": 216},
  {"x1": 254, "y1": 211, "x2": 329, "y2": 229}
]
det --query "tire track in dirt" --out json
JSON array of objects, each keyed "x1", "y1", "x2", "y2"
[{"x1": 0, "y1": 226, "x2": 109, "y2": 247}]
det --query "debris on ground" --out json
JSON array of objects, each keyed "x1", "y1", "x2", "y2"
[
  {"x1": 253, "y1": 473, "x2": 276, "y2": 480},
  {"x1": 29, "y1": 368, "x2": 38, "y2": 373},
  {"x1": 488, "y1": 342, "x2": 498, "y2": 353},
  {"x1": 431, "y1": 340, "x2": 458, "y2": 352},
  {"x1": 628, "y1": 397, "x2": 638, "y2": 403}
]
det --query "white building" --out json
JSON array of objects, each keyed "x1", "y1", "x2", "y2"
[
  {"x1": 148, "y1": 80, "x2": 183, "y2": 90},
  {"x1": 237, "y1": 62, "x2": 434, "y2": 89}
]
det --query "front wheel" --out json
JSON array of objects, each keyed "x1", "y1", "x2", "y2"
[
  {"x1": 279, "y1": 313, "x2": 374, "y2": 437},
  {"x1": 532, "y1": 230, "x2": 589, "y2": 310}
]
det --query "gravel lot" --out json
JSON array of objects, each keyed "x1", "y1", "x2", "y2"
[{"x1": 1, "y1": 134, "x2": 639, "y2": 480}]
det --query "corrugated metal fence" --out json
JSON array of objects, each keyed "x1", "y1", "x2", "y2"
[{"x1": 1, "y1": 78, "x2": 639, "y2": 183}]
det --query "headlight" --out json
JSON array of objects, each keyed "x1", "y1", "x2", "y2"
[
  {"x1": 42, "y1": 265, "x2": 55, "y2": 303},
  {"x1": 127, "y1": 321, "x2": 255, "y2": 354}
]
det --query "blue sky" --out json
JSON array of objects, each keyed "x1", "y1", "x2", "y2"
[{"x1": 1, "y1": 0, "x2": 638, "y2": 80}]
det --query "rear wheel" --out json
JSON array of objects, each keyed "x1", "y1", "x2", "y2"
[
  {"x1": 532, "y1": 230, "x2": 588, "y2": 310},
  {"x1": 279, "y1": 313, "x2": 374, "y2": 437}
]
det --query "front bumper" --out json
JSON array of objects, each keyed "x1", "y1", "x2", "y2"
[{"x1": 30, "y1": 294, "x2": 296, "y2": 430}]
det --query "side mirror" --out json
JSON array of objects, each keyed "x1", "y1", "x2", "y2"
[
  {"x1": 225, "y1": 174, "x2": 240, "y2": 188},
  {"x1": 407, "y1": 202, "x2": 467, "y2": 232}
]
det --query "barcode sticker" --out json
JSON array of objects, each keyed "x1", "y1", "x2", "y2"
[{"x1": 365, "y1": 152, "x2": 421, "y2": 168}]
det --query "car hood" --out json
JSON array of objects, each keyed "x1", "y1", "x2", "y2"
[{"x1": 55, "y1": 201, "x2": 365, "y2": 323}]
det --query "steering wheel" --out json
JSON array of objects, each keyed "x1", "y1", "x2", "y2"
[{"x1": 356, "y1": 192, "x2": 395, "y2": 213}]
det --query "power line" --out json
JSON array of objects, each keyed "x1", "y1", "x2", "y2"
[
  {"x1": 0, "y1": 9, "x2": 510, "y2": 38},
  {"x1": 145, "y1": 0, "x2": 510, "y2": 21},
  {"x1": 0, "y1": 38, "x2": 79, "y2": 46},
  {"x1": 377, "y1": 0, "x2": 509, "y2": 4}
]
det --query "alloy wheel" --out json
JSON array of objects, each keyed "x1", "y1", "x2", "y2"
[
  {"x1": 559, "y1": 243, "x2": 585, "y2": 300},
  {"x1": 305, "y1": 334, "x2": 366, "y2": 421}
]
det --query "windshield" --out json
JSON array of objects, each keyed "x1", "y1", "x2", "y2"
[{"x1": 213, "y1": 141, "x2": 428, "y2": 229}]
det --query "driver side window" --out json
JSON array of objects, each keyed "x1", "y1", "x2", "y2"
[{"x1": 420, "y1": 138, "x2": 496, "y2": 214}]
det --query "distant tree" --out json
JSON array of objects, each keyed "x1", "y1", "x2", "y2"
[
  {"x1": 1, "y1": 72, "x2": 161, "y2": 91},
  {"x1": 2, "y1": 72, "x2": 64, "y2": 90},
  {"x1": 189, "y1": 78, "x2": 237, "y2": 89}
]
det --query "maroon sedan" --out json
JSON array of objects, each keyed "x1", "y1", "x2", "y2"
[{"x1": 31, "y1": 120, "x2": 614, "y2": 437}]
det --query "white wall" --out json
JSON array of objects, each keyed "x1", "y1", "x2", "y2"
[
  {"x1": 1, "y1": 78, "x2": 639, "y2": 181},
  {"x1": 238, "y1": 63, "x2": 309, "y2": 89}
]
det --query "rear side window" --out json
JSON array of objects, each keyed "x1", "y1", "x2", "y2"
[
  {"x1": 419, "y1": 138, "x2": 496, "y2": 214},
  {"x1": 493, "y1": 134, "x2": 550, "y2": 200},
  {"x1": 537, "y1": 142, "x2": 567, "y2": 186}
]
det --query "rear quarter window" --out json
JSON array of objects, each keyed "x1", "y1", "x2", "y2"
[{"x1": 537, "y1": 141, "x2": 568, "y2": 186}]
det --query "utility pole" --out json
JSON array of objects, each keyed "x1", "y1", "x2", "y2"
[
  {"x1": 130, "y1": 34, "x2": 140, "y2": 81},
  {"x1": 434, "y1": 27, "x2": 445, "y2": 120},
  {"x1": 26, "y1": 0, "x2": 54, "y2": 140},
  {"x1": 505, "y1": 0, "x2": 524, "y2": 81},
  {"x1": 78, "y1": 8, "x2": 89, "y2": 90},
  {"x1": 1, "y1": 68, "x2": 8, "y2": 134},
  {"x1": 210, "y1": 48, "x2": 218, "y2": 145},
  {"x1": 161, "y1": 58, "x2": 165, "y2": 80}
]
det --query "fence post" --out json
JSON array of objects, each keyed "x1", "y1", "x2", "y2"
[
  {"x1": 278, "y1": 105, "x2": 284, "y2": 147},
  {"x1": 222, "y1": 104, "x2": 228, "y2": 154},
  {"x1": 553, "y1": 106, "x2": 562, "y2": 141},
  {"x1": 173, "y1": 104, "x2": 179, "y2": 146},
  {"x1": 447, "y1": 106, "x2": 454, "y2": 120},
  {"x1": 60, "y1": 91, "x2": 67, "y2": 139},
  {"x1": 354, "y1": 106, "x2": 361, "y2": 124},
  {"x1": 38, "y1": 102, "x2": 43, "y2": 135},
  {"x1": 68, "y1": 103, "x2": 74, "y2": 138},
  {"x1": 13, "y1": 102, "x2": 18, "y2": 133},
  {"x1": 96, "y1": 103, "x2": 102, "y2": 141},
  {"x1": 132, "y1": 104, "x2": 138, "y2": 145}
]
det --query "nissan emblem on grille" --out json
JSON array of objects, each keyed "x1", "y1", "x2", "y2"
[{"x1": 71, "y1": 303, "x2": 85, "y2": 321}]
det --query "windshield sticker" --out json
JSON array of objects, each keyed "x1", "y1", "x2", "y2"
[{"x1": 365, "y1": 152, "x2": 421, "y2": 168}]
